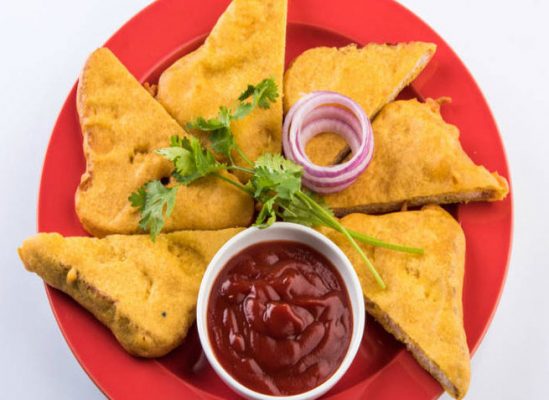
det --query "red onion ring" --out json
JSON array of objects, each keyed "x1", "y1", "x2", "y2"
[{"x1": 282, "y1": 91, "x2": 374, "y2": 193}]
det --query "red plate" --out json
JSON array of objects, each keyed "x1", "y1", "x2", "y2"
[{"x1": 38, "y1": 0, "x2": 513, "y2": 398}]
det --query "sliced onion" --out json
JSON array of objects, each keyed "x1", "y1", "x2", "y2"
[{"x1": 283, "y1": 91, "x2": 374, "y2": 193}]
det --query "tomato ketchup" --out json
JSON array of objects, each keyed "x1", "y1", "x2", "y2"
[{"x1": 207, "y1": 241, "x2": 352, "y2": 396}]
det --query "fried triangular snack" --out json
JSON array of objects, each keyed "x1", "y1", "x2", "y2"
[
  {"x1": 156, "y1": 0, "x2": 287, "y2": 175},
  {"x1": 18, "y1": 228, "x2": 243, "y2": 357},
  {"x1": 284, "y1": 43, "x2": 437, "y2": 165},
  {"x1": 321, "y1": 205, "x2": 470, "y2": 399},
  {"x1": 76, "y1": 48, "x2": 253, "y2": 237},
  {"x1": 324, "y1": 99, "x2": 508, "y2": 215}
]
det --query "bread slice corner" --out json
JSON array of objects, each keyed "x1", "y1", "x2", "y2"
[{"x1": 18, "y1": 229, "x2": 242, "y2": 357}]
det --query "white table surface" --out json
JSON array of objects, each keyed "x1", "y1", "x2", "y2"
[{"x1": 1, "y1": 0, "x2": 547, "y2": 398}]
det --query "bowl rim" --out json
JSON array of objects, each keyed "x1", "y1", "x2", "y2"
[{"x1": 196, "y1": 222, "x2": 366, "y2": 400}]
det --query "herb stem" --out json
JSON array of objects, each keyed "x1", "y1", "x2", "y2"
[
  {"x1": 348, "y1": 229, "x2": 424, "y2": 255},
  {"x1": 227, "y1": 165, "x2": 255, "y2": 175},
  {"x1": 235, "y1": 145, "x2": 253, "y2": 167},
  {"x1": 211, "y1": 173, "x2": 250, "y2": 194},
  {"x1": 296, "y1": 192, "x2": 386, "y2": 289}
]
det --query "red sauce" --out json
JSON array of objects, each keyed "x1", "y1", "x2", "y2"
[{"x1": 207, "y1": 241, "x2": 352, "y2": 396}]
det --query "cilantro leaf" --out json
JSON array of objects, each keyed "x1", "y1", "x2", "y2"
[
  {"x1": 234, "y1": 78, "x2": 279, "y2": 121},
  {"x1": 185, "y1": 78, "x2": 278, "y2": 162},
  {"x1": 185, "y1": 113, "x2": 227, "y2": 132},
  {"x1": 250, "y1": 153, "x2": 302, "y2": 201},
  {"x1": 128, "y1": 186, "x2": 146, "y2": 209},
  {"x1": 237, "y1": 84, "x2": 256, "y2": 102},
  {"x1": 186, "y1": 106, "x2": 232, "y2": 132},
  {"x1": 248, "y1": 154, "x2": 303, "y2": 230},
  {"x1": 156, "y1": 136, "x2": 224, "y2": 185},
  {"x1": 238, "y1": 78, "x2": 279, "y2": 109},
  {"x1": 185, "y1": 107, "x2": 235, "y2": 160},
  {"x1": 209, "y1": 127, "x2": 236, "y2": 158},
  {"x1": 254, "y1": 197, "x2": 277, "y2": 228},
  {"x1": 156, "y1": 146, "x2": 194, "y2": 176},
  {"x1": 218, "y1": 106, "x2": 232, "y2": 127},
  {"x1": 231, "y1": 102, "x2": 254, "y2": 121},
  {"x1": 255, "y1": 78, "x2": 279, "y2": 109},
  {"x1": 129, "y1": 180, "x2": 178, "y2": 241}
]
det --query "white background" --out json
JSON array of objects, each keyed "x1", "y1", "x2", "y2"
[{"x1": 0, "y1": 0, "x2": 547, "y2": 399}]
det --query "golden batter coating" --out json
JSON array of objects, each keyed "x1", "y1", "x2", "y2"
[
  {"x1": 321, "y1": 205, "x2": 470, "y2": 399},
  {"x1": 324, "y1": 99, "x2": 508, "y2": 215},
  {"x1": 157, "y1": 0, "x2": 287, "y2": 178},
  {"x1": 75, "y1": 48, "x2": 253, "y2": 237},
  {"x1": 284, "y1": 42, "x2": 437, "y2": 165},
  {"x1": 18, "y1": 229, "x2": 242, "y2": 357}
]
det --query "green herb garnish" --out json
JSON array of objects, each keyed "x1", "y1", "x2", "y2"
[
  {"x1": 129, "y1": 180, "x2": 177, "y2": 241},
  {"x1": 185, "y1": 78, "x2": 278, "y2": 164},
  {"x1": 130, "y1": 79, "x2": 423, "y2": 288},
  {"x1": 157, "y1": 135, "x2": 224, "y2": 185}
]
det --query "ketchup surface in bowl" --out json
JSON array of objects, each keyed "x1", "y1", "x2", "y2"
[{"x1": 207, "y1": 241, "x2": 352, "y2": 396}]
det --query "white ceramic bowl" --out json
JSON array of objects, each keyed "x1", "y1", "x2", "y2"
[{"x1": 196, "y1": 222, "x2": 365, "y2": 400}]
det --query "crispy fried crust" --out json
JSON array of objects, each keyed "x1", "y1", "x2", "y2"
[
  {"x1": 324, "y1": 99, "x2": 509, "y2": 214},
  {"x1": 283, "y1": 42, "x2": 437, "y2": 165},
  {"x1": 76, "y1": 48, "x2": 254, "y2": 237},
  {"x1": 18, "y1": 229, "x2": 242, "y2": 357},
  {"x1": 321, "y1": 206, "x2": 470, "y2": 399},
  {"x1": 156, "y1": 0, "x2": 287, "y2": 178}
]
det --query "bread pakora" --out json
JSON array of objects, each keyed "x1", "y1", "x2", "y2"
[
  {"x1": 283, "y1": 43, "x2": 436, "y2": 165},
  {"x1": 18, "y1": 228, "x2": 243, "y2": 357},
  {"x1": 321, "y1": 205, "x2": 470, "y2": 399},
  {"x1": 75, "y1": 48, "x2": 253, "y2": 237},
  {"x1": 156, "y1": 0, "x2": 287, "y2": 176},
  {"x1": 324, "y1": 99, "x2": 509, "y2": 215}
]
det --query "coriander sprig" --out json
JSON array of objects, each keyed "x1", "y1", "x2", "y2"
[
  {"x1": 185, "y1": 78, "x2": 278, "y2": 165},
  {"x1": 129, "y1": 181, "x2": 177, "y2": 241},
  {"x1": 129, "y1": 79, "x2": 424, "y2": 288}
]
